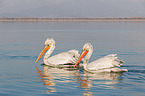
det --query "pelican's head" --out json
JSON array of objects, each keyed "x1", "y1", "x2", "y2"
[
  {"x1": 83, "y1": 43, "x2": 93, "y2": 51},
  {"x1": 74, "y1": 43, "x2": 93, "y2": 67},
  {"x1": 44, "y1": 38, "x2": 55, "y2": 46},
  {"x1": 35, "y1": 38, "x2": 55, "y2": 64}
]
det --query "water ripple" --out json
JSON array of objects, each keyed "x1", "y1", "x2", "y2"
[
  {"x1": 0, "y1": 55, "x2": 36, "y2": 60},
  {"x1": 128, "y1": 69, "x2": 145, "y2": 73},
  {"x1": 120, "y1": 52, "x2": 145, "y2": 56}
]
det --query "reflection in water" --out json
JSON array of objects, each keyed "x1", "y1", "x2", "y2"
[
  {"x1": 35, "y1": 65, "x2": 81, "y2": 94},
  {"x1": 35, "y1": 66, "x2": 56, "y2": 93},
  {"x1": 83, "y1": 71, "x2": 124, "y2": 89},
  {"x1": 35, "y1": 65, "x2": 124, "y2": 95},
  {"x1": 75, "y1": 71, "x2": 124, "y2": 96}
]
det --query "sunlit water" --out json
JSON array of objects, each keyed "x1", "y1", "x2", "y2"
[{"x1": 0, "y1": 21, "x2": 145, "y2": 96}]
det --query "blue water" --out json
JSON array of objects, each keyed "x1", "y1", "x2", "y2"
[{"x1": 0, "y1": 21, "x2": 145, "y2": 96}]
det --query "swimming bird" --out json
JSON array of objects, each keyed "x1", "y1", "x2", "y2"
[
  {"x1": 35, "y1": 38, "x2": 81, "y2": 67},
  {"x1": 74, "y1": 43, "x2": 128, "y2": 73}
]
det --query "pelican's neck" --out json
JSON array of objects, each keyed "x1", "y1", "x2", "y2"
[
  {"x1": 83, "y1": 49, "x2": 93, "y2": 65},
  {"x1": 83, "y1": 50, "x2": 92, "y2": 72},
  {"x1": 43, "y1": 44, "x2": 55, "y2": 60}
]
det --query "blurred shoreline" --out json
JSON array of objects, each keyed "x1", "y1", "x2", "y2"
[{"x1": 1, "y1": 17, "x2": 145, "y2": 22}]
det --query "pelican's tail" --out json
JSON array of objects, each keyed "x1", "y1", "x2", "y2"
[
  {"x1": 106, "y1": 54, "x2": 124, "y2": 67},
  {"x1": 68, "y1": 49, "x2": 80, "y2": 59}
]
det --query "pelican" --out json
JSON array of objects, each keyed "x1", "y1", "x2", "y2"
[
  {"x1": 74, "y1": 43, "x2": 128, "y2": 73},
  {"x1": 35, "y1": 38, "x2": 81, "y2": 67}
]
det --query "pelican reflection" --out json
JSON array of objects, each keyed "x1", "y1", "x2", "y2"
[
  {"x1": 75, "y1": 71, "x2": 124, "y2": 96},
  {"x1": 35, "y1": 66, "x2": 56, "y2": 93},
  {"x1": 35, "y1": 65, "x2": 124, "y2": 95},
  {"x1": 35, "y1": 65, "x2": 81, "y2": 94},
  {"x1": 76, "y1": 71, "x2": 124, "y2": 90}
]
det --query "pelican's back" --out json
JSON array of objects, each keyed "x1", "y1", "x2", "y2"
[
  {"x1": 86, "y1": 54, "x2": 124, "y2": 71},
  {"x1": 46, "y1": 49, "x2": 80, "y2": 66}
]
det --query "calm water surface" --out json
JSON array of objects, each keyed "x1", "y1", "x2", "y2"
[{"x1": 0, "y1": 21, "x2": 145, "y2": 96}]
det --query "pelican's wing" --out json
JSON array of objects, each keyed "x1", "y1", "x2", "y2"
[
  {"x1": 67, "y1": 49, "x2": 80, "y2": 63},
  {"x1": 46, "y1": 49, "x2": 80, "y2": 65},
  {"x1": 86, "y1": 54, "x2": 124, "y2": 71}
]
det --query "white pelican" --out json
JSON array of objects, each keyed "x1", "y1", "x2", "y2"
[
  {"x1": 35, "y1": 38, "x2": 81, "y2": 67},
  {"x1": 74, "y1": 43, "x2": 128, "y2": 73}
]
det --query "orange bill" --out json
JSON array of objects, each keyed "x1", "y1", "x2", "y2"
[
  {"x1": 35, "y1": 45, "x2": 51, "y2": 64},
  {"x1": 74, "y1": 50, "x2": 89, "y2": 67}
]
